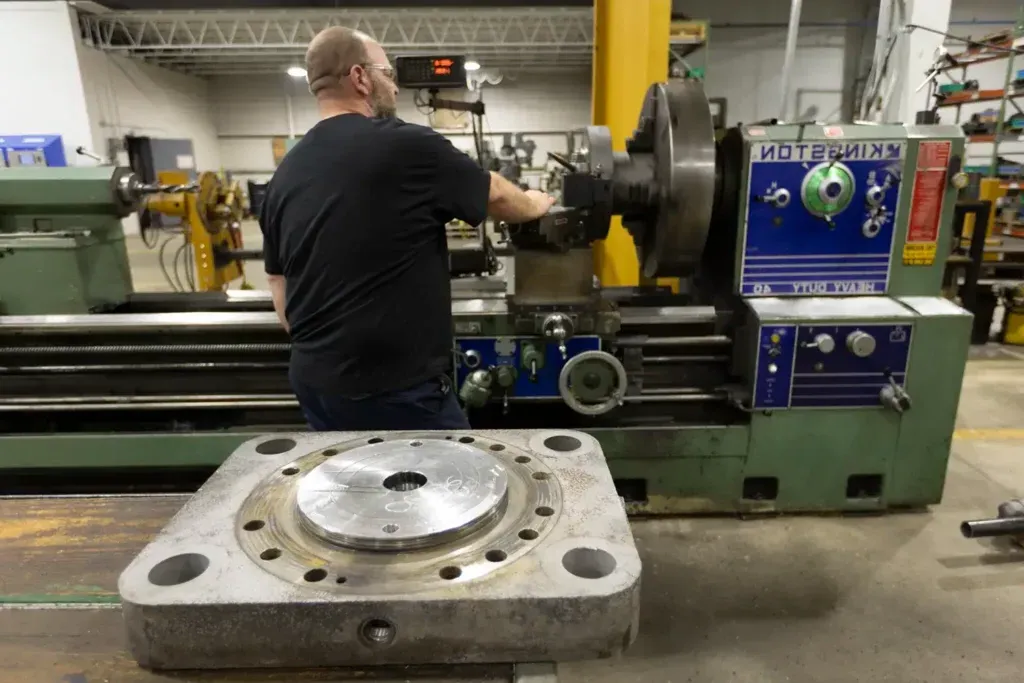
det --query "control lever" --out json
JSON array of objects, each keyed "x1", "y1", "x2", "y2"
[
  {"x1": 542, "y1": 313, "x2": 573, "y2": 360},
  {"x1": 880, "y1": 376, "x2": 912, "y2": 413}
]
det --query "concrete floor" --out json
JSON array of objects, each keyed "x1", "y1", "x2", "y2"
[{"x1": 123, "y1": 229, "x2": 1024, "y2": 683}]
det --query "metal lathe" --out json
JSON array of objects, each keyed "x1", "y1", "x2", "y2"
[{"x1": 0, "y1": 80, "x2": 972, "y2": 514}]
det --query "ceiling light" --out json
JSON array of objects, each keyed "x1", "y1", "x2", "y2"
[
  {"x1": 287, "y1": 66, "x2": 307, "y2": 79},
  {"x1": 464, "y1": 60, "x2": 481, "y2": 72}
]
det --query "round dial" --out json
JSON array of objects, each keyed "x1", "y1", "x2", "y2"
[
  {"x1": 801, "y1": 161, "x2": 855, "y2": 218},
  {"x1": 846, "y1": 330, "x2": 876, "y2": 358},
  {"x1": 814, "y1": 333, "x2": 836, "y2": 354}
]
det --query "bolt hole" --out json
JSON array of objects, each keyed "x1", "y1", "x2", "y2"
[
  {"x1": 260, "y1": 548, "x2": 282, "y2": 561},
  {"x1": 532, "y1": 471, "x2": 550, "y2": 481},
  {"x1": 445, "y1": 435, "x2": 454, "y2": 440},
  {"x1": 535, "y1": 506, "x2": 555, "y2": 517},
  {"x1": 485, "y1": 549, "x2": 507, "y2": 563},
  {"x1": 562, "y1": 547, "x2": 617, "y2": 579},
  {"x1": 383, "y1": 471, "x2": 427, "y2": 492},
  {"x1": 543, "y1": 435, "x2": 581, "y2": 452},
  {"x1": 515, "y1": 456, "x2": 531, "y2": 464},
  {"x1": 439, "y1": 566, "x2": 462, "y2": 580},
  {"x1": 147, "y1": 553, "x2": 209, "y2": 587},
  {"x1": 360, "y1": 618, "x2": 396, "y2": 647},
  {"x1": 323, "y1": 448, "x2": 338, "y2": 457},
  {"x1": 242, "y1": 520, "x2": 265, "y2": 531},
  {"x1": 282, "y1": 466, "x2": 299, "y2": 476},
  {"x1": 519, "y1": 529, "x2": 539, "y2": 541},
  {"x1": 368, "y1": 437, "x2": 383, "y2": 444},
  {"x1": 409, "y1": 441, "x2": 422, "y2": 447},
  {"x1": 255, "y1": 438, "x2": 296, "y2": 455},
  {"x1": 382, "y1": 523, "x2": 400, "y2": 534},
  {"x1": 489, "y1": 444, "x2": 505, "y2": 451},
  {"x1": 336, "y1": 576, "x2": 347, "y2": 584},
  {"x1": 303, "y1": 568, "x2": 327, "y2": 583},
  {"x1": 458, "y1": 436, "x2": 475, "y2": 444}
]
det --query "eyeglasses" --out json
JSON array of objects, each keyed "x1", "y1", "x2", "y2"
[{"x1": 361, "y1": 63, "x2": 395, "y2": 81}]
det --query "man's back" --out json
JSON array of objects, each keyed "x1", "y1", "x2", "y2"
[{"x1": 260, "y1": 114, "x2": 489, "y2": 397}]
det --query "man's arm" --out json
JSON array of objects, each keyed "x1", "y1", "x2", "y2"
[
  {"x1": 425, "y1": 130, "x2": 553, "y2": 225},
  {"x1": 486, "y1": 171, "x2": 554, "y2": 224},
  {"x1": 267, "y1": 273, "x2": 289, "y2": 333}
]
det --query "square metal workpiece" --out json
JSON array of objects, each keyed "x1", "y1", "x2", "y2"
[{"x1": 119, "y1": 429, "x2": 642, "y2": 669}]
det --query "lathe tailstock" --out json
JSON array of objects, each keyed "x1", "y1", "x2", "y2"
[{"x1": 0, "y1": 80, "x2": 973, "y2": 514}]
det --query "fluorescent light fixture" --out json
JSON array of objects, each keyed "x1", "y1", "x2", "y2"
[
  {"x1": 287, "y1": 66, "x2": 308, "y2": 78},
  {"x1": 464, "y1": 60, "x2": 481, "y2": 72}
]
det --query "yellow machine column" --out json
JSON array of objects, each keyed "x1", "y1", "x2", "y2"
[{"x1": 591, "y1": 0, "x2": 671, "y2": 287}]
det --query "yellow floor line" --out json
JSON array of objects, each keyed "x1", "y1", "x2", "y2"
[{"x1": 954, "y1": 428, "x2": 1024, "y2": 440}]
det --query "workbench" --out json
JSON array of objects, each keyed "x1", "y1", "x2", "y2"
[{"x1": 0, "y1": 495, "x2": 554, "y2": 683}]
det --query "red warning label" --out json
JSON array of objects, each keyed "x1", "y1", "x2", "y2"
[{"x1": 906, "y1": 140, "x2": 951, "y2": 244}]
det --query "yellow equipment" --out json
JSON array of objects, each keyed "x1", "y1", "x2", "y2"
[{"x1": 145, "y1": 172, "x2": 248, "y2": 292}]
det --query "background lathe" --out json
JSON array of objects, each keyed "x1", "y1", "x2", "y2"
[{"x1": 0, "y1": 80, "x2": 972, "y2": 514}]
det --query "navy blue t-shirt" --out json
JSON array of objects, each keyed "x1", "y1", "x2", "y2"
[{"x1": 259, "y1": 114, "x2": 491, "y2": 397}]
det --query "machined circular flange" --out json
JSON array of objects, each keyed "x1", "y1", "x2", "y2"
[
  {"x1": 558, "y1": 350, "x2": 628, "y2": 416},
  {"x1": 296, "y1": 440, "x2": 509, "y2": 551},
  {"x1": 236, "y1": 432, "x2": 564, "y2": 594},
  {"x1": 643, "y1": 79, "x2": 717, "y2": 278}
]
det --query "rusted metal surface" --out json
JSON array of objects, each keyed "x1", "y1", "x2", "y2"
[{"x1": 0, "y1": 495, "x2": 186, "y2": 603}]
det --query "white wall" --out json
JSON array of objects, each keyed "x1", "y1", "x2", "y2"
[
  {"x1": 0, "y1": 1, "x2": 95, "y2": 165},
  {"x1": 76, "y1": 47, "x2": 221, "y2": 171}
]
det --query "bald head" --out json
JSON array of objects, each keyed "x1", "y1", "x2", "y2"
[{"x1": 304, "y1": 27, "x2": 398, "y2": 119}]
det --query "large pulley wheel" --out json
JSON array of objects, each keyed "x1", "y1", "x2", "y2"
[
  {"x1": 558, "y1": 350, "x2": 628, "y2": 417},
  {"x1": 640, "y1": 80, "x2": 717, "y2": 279}
]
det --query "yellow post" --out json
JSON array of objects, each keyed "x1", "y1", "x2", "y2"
[{"x1": 591, "y1": 0, "x2": 671, "y2": 287}]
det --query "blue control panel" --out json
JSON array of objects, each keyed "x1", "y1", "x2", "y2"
[
  {"x1": 752, "y1": 323, "x2": 913, "y2": 409},
  {"x1": 742, "y1": 140, "x2": 906, "y2": 297},
  {"x1": 0, "y1": 135, "x2": 66, "y2": 167},
  {"x1": 454, "y1": 336, "x2": 601, "y2": 398}
]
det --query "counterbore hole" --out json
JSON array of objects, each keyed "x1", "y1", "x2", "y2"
[
  {"x1": 519, "y1": 529, "x2": 539, "y2": 541},
  {"x1": 148, "y1": 553, "x2": 209, "y2": 587},
  {"x1": 409, "y1": 441, "x2": 423, "y2": 447},
  {"x1": 303, "y1": 568, "x2": 327, "y2": 583},
  {"x1": 323, "y1": 448, "x2": 338, "y2": 457},
  {"x1": 458, "y1": 436, "x2": 475, "y2": 444},
  {"x1": 489, "y1": 444, "x2": 505, "y2": 451},
  {"x1": 360, "y1": 618, "x2": 396, "y2": 647},
  {"x1": 336, "y1": 576, "x2": 348, "y2": 584},
  {"x1": 485, "y1": 549, "x2": 507, "y2": 562},
  {"x1": 255, "y1": 438, "x2": 296, "y2": 455},
  {"x1": 562, "y1": 547, "x2": 617, "y2": 579},
  {"x1": 535, "y1": 506, "x2": 555, "y2": 517},
  {"x1": 383, "y1": 471, "x2": 427, "y2": 492},
  {"x1": 544, "y1": 435, "x2": 581, "y2": 452},
  {"x1": 368, "y1": 437, "x2": 383, "y2": 444},
  {"x1": 382, "y1": 524, "x2": 400, "y2": 534},
  {"x1": 532, "y1": 471, "x2": 550, "y2": 481},
  {"x1": 242, "y1": 520, "x2": 265, "y2": 531},
  {"x1": 515, "y1": 456, "x2": 531, "y2": 464},
  {"x1": 260, "y1": 548, "x2": 282, "y2": 561},
  {"x1": 282, "y1": 467, "x2": 300, "y2": 476},
  {"x1": 439, "y1": 566, "x2": 462, "y2": 580}
]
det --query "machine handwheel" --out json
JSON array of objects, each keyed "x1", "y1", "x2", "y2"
[{"x1": 558, "y1": 350, "x2": 628, "y2": 416}]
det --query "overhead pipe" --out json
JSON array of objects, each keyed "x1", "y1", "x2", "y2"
[{"x1": 778, "y1": 0, "x2": 805, "y2": 121}]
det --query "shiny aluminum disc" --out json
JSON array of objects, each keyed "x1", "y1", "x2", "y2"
[
  {"x1": 295, "y1": 439, "x2": 509, "y2": 551},
  {"x1": 643, "y1": 80, "x2": 717, "y2": 278}
]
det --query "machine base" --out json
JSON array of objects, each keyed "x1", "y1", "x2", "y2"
[{"x1": 117, "y1": 430, "x2": 641, "y2": 670}]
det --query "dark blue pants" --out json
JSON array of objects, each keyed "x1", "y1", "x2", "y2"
[{"x1": 292, "y1": 375, "x2": 471, "y2": 431}]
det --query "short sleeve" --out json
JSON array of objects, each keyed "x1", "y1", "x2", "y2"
[
  {"x1": 258, "y1": 188, "x2": 283, "y2": 276},
  {"x1": 425, "y1": 132, "x2": 491, "y2": 227}
]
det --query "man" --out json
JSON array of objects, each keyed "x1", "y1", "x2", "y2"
[{"x1": 259, "y1": 27, "x2": 555, "y2": 431}]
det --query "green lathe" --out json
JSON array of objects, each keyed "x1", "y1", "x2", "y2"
[{"x1": 0, "y1": 82, "x2": 973, "y2": 513}]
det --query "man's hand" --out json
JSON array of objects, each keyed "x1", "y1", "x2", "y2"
[{"x1": 523, "y1": 189, "x2": 556, "y2": 220}]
